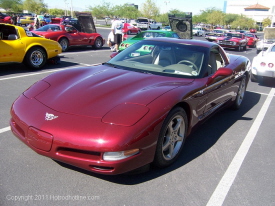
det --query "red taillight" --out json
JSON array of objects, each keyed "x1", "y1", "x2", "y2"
[
  {"x1": 120, "y1": 43, "x2": 125, "y2": 47},
  {"x1": 260, "y1": 62, "x2": 266, "y2": 67},
  {"x1": 125, "y1": 44, "x2": 129, "y2": 47},
  {"x1": 268, "y1": 63, "x2": 274, "y2": 68}
]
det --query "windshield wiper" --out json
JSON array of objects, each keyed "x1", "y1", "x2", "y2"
[{"x1": 103, "y1": 62, "x2": 117, "y2": 68}]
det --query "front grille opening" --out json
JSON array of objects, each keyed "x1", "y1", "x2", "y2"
[
  {"x1": 90, "y1": 165, "x2": 114, "y2": 171},
  {"x1": 56, "y1": 147, "x2": 101, "y2": 160}
]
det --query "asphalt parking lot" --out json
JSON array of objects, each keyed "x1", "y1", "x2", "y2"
[{"x1": 0, "y1": 28, "x2": 275, "y2": 206}]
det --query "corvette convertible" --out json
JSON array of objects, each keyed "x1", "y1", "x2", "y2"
[
  {"x1": 0, "y1": 23, "x2": 62, "y2": 69},
  {"x1": 119, "y1": 30, "x2": 180, "y2": 51},
  {"x1": 10, "y1": 38, "x2": 251, "y2": 175},
  {"x1": 251, "y1": 42, "x2": 275, "y2": 83},
  {"x1": 32, "y1": 24, "x2": 105, "y2": 52}
]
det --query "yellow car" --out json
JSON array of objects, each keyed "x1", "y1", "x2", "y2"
[
  {"x1": 19, "y1": 16, "x2": 35, "y2": 26},
  {"x1": 0, "y1": 23, "x2": 62, "y2": 69}
]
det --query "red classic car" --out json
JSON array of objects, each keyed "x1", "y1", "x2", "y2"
[
  {"x1": 216, "y1": 32, "x2": 248, "y2": 51},
  {"x1": 10, "y1": 38, "x2": 251, "y2": 175},
  {"x1": 32, "y1": 24, "x2": 105, "y2": 51},
  {"x1": 249, "y1": 28, "x2": 257, "y2": 33},
  {"x1": 0, "y1": 14, "x2": 12, "y2": 24},
  {"x1": 244, "y1": 33, "x2": 259, "y2": 48},
  {"x1": 122, "y1": 23, "x2": 141, "y2": 35}
]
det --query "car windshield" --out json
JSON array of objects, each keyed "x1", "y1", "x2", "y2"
[
  {"x1": 245, "y1": 34, "x2": 254, "y2": 37},
  {"x1": 35, "y1": 25, "x2": 61, "y2": 31},
  {"x1": 214, "y1": 29, "x2": 224, "y2": 33},
  {"x1": 226, "y1": 33, "x2": 242, "y2": 38},
  {"x1": 141, "y1": 32, "x2": 167, "y2": 38},
  {"x1": 107, "y1": 40, "x2": 207, "y2": 78}
]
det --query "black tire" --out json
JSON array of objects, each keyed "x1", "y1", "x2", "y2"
[
  {"x1": 58, "y1": 38, "x2": 69, "y2": 52},
  {"x1": 231, "y1": 75, "x2": 247, "y2": 110},
  {"x1": 251, "y1": 74, "x2": 258, "y2": 82},
  {"x1": 243, "y1": 45, "x2": 247, "y2": 51},
  {"x1": 127, "y1": 30, "x2": 131, "y2": 35},
  {"x1": 236, "y1": 45, "x2": 241, "y2": 51},
  {"x1": 92, "y1": 37, "x2": 103, "y2": 49},
  {"x1": 24, "y1": 47, "x2": 47, "y2": 70},
  {"x1": 153, "y1": 107, "x2": 188, "y2": 168}
]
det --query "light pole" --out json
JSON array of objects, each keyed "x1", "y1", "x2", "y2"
[{"x1": 164, "y1": 1, "x2": 170, "y2": 13}]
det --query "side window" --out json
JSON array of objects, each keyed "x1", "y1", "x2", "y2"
[
  {"x1": 208, "y1": 48, "x2": 226, "y2": 75},
  {"x1": 271, "y1": 46, "x2": 275, "y2": 52}
]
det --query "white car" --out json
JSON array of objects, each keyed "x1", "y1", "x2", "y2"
[
  {"x1": 251, "y1": 42, "x2": 275, "y2": 83},
  {"x1": 192, "y1": 27, "x2": 205, "y2": 36}
]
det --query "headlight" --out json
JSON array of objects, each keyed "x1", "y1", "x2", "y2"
[
  {"x1": 233, "y1": 42, "x2": 236, "y2": 45},
  {"x1": 103, "y1": 149, "x2": 139, "y2": 161}
]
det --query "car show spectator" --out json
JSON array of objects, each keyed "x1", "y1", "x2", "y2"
[
  {"x1": 107, "y1": 31, "x2": 115, "y2": 51},
  {"x1": 111, "y1": 18, "x2": 123, "y2": 52},
  {"x1": 33, "y1": 15, "x2": 40, "y2": 29}
]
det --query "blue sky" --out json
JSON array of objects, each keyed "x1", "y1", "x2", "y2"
[{"x1": 45, "y1": 0, "x2": 227, "y2": 15}]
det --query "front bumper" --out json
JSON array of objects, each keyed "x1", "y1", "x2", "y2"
[
  {"x1": 10, "y1": 95, "x2": 157, "y2": 175},
  {"x1": 252, "y1": 66, "x2": 275, "y2": 78}
]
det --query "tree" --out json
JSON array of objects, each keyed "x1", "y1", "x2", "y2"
[
  {"x1": 48, "y1": 8, "x2": 65, "y2": 16},
  {"x1": 88, "y1": 1, "x2": 113, "y2": 19},
  {"x1": 206, "y1": 10, "x2": 225, "y2": 28},
  {"x1": 231, "y1": 15, "x2": 255, "y2": 29},
  {"x1": 262, "y1": 17, "x2": 271, "y2": 28},
  {"x1": 23, "y1": 0, "x2": 48, "y2": 14},
  {"x1": 224, "y1": 13, "x2": 239, "y2": 27},
  {"x1": 113, "y1": 4, "x2": 141, "y2": 20},
  {"x1": 0, "y1": 0, "x2": 22, "y2": 12},
  {"x1": 140, "y1": 0, "x2": 160, "y2": 19}
]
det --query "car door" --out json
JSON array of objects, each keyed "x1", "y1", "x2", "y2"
[
  {"x1": 65, "y1": 25, "x2": 88, "y2": 45},
  {"x1": 201, "y1": 47, "x2": 237, "y2": 118},
  {"x1": 0, "y1": 26, "x2": 25, "y2": 63}
]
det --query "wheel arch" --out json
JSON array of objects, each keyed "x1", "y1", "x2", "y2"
[
  {"x1": 168, "y1": 101, "x2": 192, "y2": 135},
  {"x1": 24, "y1": 45, "x2": 48, "y2": 61}
]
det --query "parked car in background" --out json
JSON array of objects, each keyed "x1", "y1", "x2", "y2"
[
  {"x1": 249, "y1": 28, "x2": 257, "y2": 33},
  {"x1": 122, "y1": 23, "x2": 141, "y2": 35},
  {"x1": 216, "y1": 32, "x2": 248, "y2": 51},
  {"x1": 136, "y1": 17, "x2": 149, "y2": 30},
  {"x1": 244, "y1": 33, "x2": 259, "y2": 48},
  {"x1": 192, "y1": 27, "x2": 205, "y2": 36},
  {"x1": 119, "y1": 30, "x2": 180, "y2": 51},
  {"x1": 10, "y1": 38, "x2": 251, "y2": 175},
  {"x1": 205, "y1": 29, "x2": 226, "y2": 42},
  {"x1": 256, "y1": 27, "x2": 275, "y2": 54},
  {"x1": 0, "y1": 23, "x2": 61, "y2": 69},
  {"x1": 32, "y1": 24, "x2": 104, "y2": 52},
  {"x1": 251, "y1": 42, "x2": 275, "y2": 83},
  {"x1": 162, "y1": 26, "x2": 171, "y2": 31},
  {"x1": 18, "y1": 16, "x2": 35, "y2": 26},
  {"x1": 0, "y1": 13, "x2": 12, "y2": 24},
  {"x1": 148, "y1": 20, "x2": 162, "y2": 30}
]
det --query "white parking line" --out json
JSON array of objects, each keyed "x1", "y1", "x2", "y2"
[
  {"x1": 0, "y1": 126, "x2": 10, "y2": 134},
  {"x1": 206, "y1": 87, "x2": 275, "y2": 206}
]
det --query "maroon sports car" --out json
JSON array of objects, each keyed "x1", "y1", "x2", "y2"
[
  {"x1": 33, "y1": 24, "x2": 105, "y2": 52},
  {"x1": 10, "y1": 38, "x2": 251, "y2": 175}
]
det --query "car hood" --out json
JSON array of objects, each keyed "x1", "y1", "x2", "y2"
[
  {"x1": 264, "y1": 28, "x2": 275, "y2": 40},
  {"x1": 34, "y1": 65, "x2": 193, "y2": 118}
]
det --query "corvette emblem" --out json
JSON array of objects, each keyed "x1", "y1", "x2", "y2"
[{"x1": 45, "y1": 113, "x2": 58, "y2": 121}]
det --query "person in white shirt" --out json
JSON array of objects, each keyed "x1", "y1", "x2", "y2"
[
  {"x1": 111, "y1": 18, "x2": 123, "y2": 52},
  {"x1": 107, "y1": 31, "x2": 115, "y2": 51}
]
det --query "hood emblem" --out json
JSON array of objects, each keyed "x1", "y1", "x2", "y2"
[{"x1": 45, "y1": 113, "x2": 58, "y2": 121}]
